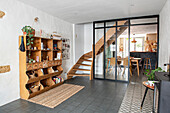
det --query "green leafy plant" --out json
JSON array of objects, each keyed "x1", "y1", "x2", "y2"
[
  {"x1": 22, "y1": 26, "x2": 35, "y2": 47},
  {"x1": 144, "y1": 67, "x2": 164, "y2": 81},
  {"x1": 22, "y1": 26, "x2": 35, "y2": 61}
]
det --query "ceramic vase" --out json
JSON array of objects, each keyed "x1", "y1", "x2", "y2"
[{"x1": 19, "y1": 36, "x2": 25, "y2": 52}]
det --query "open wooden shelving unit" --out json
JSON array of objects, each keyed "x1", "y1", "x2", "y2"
[{"x1": 19, "y1": 35, "x2": 64, "y2": 100}]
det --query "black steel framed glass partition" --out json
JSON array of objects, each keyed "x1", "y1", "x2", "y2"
[{"x1": 93, "y1": 15, "x2": 159, "y2": 82}]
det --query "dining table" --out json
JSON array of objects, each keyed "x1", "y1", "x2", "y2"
[{"x1": 106, "y1": 57, "x2": 141, "y2": 76}]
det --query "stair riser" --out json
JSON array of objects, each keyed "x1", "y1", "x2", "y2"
[{"x1": 82, "y1": 57, "x2": 92, "y2": 60}]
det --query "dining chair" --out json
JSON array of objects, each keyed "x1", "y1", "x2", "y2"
[
  {"x1": 117, "y1": 56, "x2": 122, "y2": 71},
  {"x1": 132, "y1": 58, "x2": 143, "y2": 72},
  {"x1": 109, "y1": 57, "x2": 116, "y2": 72},
  {"x1": 122, "y1": 57, "x2": 132, "y2": 76}
]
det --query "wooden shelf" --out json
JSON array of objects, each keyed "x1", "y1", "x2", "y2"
[
  {"x1": 53, "y1": 50, "x2": 61, "y2": 52},
  {"x1": 53, "y1": 38, "x2": 61, "y2": 41},
  {"x1": 27, "y1": 71, "x2": 62, "y2": 84},
  {"x1": 19, "y1": 35, "x2": 64, "y2": 100},
  {"x1": 41, "y1": 37, "x2": 53, "y2": 40},
  {"x1": 26, "y1": 49, "x2": 41, "y2": 51},
  {"x1": 41, "y1": 50, "x2": 52, "y2": 52},
  {"x1": 53, "y1": 34, "x2": 61, "y2": 37},
  {"x1": 53, "y1": 59, "x2": 62, "y2": 61},
  {"x1": 26, "y1": 61, "x2": 62, "y2": 71},
  {"x1": 29, "y1": 81, "x2": 64, "y2": 99}
]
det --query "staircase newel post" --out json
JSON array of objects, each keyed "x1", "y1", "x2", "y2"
[{"x1": 90, "y1": 44, "x2": 94, "y2": 80}]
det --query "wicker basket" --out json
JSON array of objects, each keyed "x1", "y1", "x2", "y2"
[
  {"x1": 30, "y1": 85, "x2": 40, "y2": 93},
  {"x1": 28, "y1": 71, "x2": 36, "y2": 78},
  {"x1": 47, "y1": 67, "x2": 54, "y2": 74}
]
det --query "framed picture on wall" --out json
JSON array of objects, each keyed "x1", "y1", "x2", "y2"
[{"x1": 61, "y1": 38, "x2": 70, "y2": 60}]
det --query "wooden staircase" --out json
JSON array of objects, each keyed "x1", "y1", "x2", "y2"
[{"x1": 67, "y1": 21, "x2": 128, "y2": 80}]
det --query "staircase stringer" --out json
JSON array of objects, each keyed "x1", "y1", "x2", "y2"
[{"x1": 67, "y1": 51, "x2": 92, "y2": 79}]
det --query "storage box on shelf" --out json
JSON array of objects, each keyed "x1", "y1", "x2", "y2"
[{"x1": 19, "y1": 35, "x2": 64, "y2": 100}]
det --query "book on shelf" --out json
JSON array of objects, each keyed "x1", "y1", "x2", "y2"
[{"x1": 57, "y1": 53, "x2": 61, "y2": 60}]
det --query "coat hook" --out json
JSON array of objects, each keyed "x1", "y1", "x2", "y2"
[
  {"x1": 0, "y1": 11, "x2": 5, "y2": 18},
  {"x1": 34, "y1": 17, "x2": 39, "y2": 22}
]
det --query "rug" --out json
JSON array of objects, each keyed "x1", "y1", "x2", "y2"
[
  {"x1": 118, "y1": 75, "x2": 153, "y2": 113},
  {"x1": 28, "y1": 84, "x2": 84, "y2": 108}
]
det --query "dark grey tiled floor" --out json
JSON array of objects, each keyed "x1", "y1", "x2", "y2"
[{"x1": 0, "y1": 77, "x2": 128, "y2": 113}]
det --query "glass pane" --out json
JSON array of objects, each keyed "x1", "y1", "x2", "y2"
[
  {"x1": 106, "y1": 21, "x2": 116, "y2": 27},
  {"x1": 95, "y1": 28, "x2": 104, "y2": 78},
  {"x1": 95, "y1": 22, "x2": 104, "y2": 28},
  {"x1": 131, "y1": 18, "x2": 157, "y2": 24},
  {"x1": 117, "y1": 20, "x2": 128, "y2": 26},
  {"x1": 130, "y1": 25, "x2": 157, "y2": 52},
  {"x1": 105, "y1": 28, "x2": 116, "y2": 80},
  {"x1": 116, "y1": 26, "x2": 129, "y2": 81},
  {"x1": 130, "y1": 24, "x2": 158, "y2": 72}
]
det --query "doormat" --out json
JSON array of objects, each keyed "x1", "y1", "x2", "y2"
[{"x1": 28, "y1": 84, "x2": 84, "y2": 108}]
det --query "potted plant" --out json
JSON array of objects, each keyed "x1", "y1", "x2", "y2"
[
  {"x1": 22, "y1": 26, "x2": 35, "y2": 62},
  {"x1": 144, "y1": 67, "x2": 164, "y2": 86}
]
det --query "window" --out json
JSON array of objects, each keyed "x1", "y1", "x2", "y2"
[{"x1": 130, "y1": 37, "x2": 144, "y2": 51}]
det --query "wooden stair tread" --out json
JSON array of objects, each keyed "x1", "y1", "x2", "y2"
[
  {"x1": 76, "y1": 63, "x2": 91, "y2": 66},
  {"x1": 80, "y1": 59, "x2": 92, "y2": 62},
  {"x1": 68, "y1": 73, "x2": 90, "y2": 76},
  {"x1": 82, "y1": 56, "x2": 92, "y2": 60},
  {"x1": 69, "y1": 73, "x2": 90, "y2": 75},
  {"x1": 73, "y1": 68, "x2": 90, "y2": 71},
  {"x1": 83, "y1": 55, "x2": 92, "y2": 58}
]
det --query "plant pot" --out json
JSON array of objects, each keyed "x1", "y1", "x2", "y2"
[{"x1": 23, "y1": 32, "x2": 27, "y2": 35}]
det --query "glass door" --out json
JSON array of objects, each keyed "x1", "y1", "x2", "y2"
[
  {"x1": 116, "y1": 25, "x2": 129, "y2": 81},
  {"x1": 93, "y1": 15, "x2": 159, "y2": 82},
  {"x1": 94, "y1": 20, "x2": 130, "y2": 82},
  {"x1": 105, "y1": 27, "x2": 117, "y2": 80},
  {"x1": 104, "y1": 20, "x2": 130, "y2": 81},
  {"x1": 94, "y1": 23, "x2": 104, "y2": 79}
]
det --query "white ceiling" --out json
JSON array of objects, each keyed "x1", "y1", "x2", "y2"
[{"x1": 18, "y1": 0, "x2": 167, "y2": 24}]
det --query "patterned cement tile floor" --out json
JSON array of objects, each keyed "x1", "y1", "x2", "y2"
[
  {"x1": 118, "y1": 72, "x2": 153, "y2": 113},
  {"x1": 0, "y1": 76, "x2": 128, "y2": 113}
]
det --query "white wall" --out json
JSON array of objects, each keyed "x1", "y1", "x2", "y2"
[
  {"x1": 74, "y1": 23, "x2": 93, "y2": 61},
  {"x1": 84, "y1": 23, "x2": 93, "y2": 53},
  {"x1": 159, "y1": 0, "x2": 170, "y2": 70},
  {"x1": 75, "y1": 25, "x2": 84, "y2": 61},
  {"x1": 74, "y1": 23, "x2": 104, "y2": 75},
  {"x1": 0, "y1": 0, "x2": 73, "y2": 106}
]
